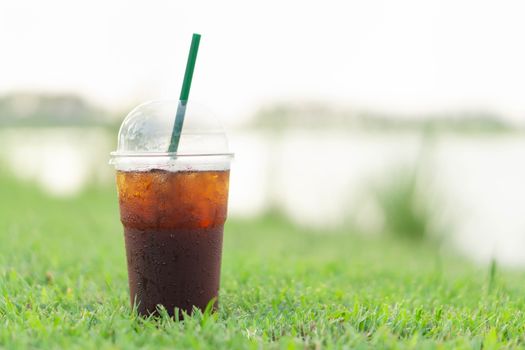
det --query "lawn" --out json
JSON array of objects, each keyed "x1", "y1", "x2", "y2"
[{"x1": 1, "y1": 176, "x2": 525, "y2": 349}]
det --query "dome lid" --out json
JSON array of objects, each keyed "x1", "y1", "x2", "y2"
[
  {"x1": 110, "y1": 100, "x2": 232, "y2": 170},
  {"x1": 111, "y1": 100, "x2": 231, "y2": 156}
]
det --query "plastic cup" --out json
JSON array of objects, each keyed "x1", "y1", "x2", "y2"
[{"x1": 110, "y1": 100, "x2": 233, "y2": 317}]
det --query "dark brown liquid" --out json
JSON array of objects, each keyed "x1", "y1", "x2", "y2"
[{"x1": 116, "y1": 169, "x2": 230, "y2": 317}]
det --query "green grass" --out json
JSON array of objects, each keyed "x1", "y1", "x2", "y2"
[{"x1": 1, "y1": 177, "x2": 525, "y2": 349}]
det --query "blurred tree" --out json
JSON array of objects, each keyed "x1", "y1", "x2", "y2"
[
  {"x1": 0, "y1": 92, "x2": 116, "y2": 127},
  {"x1": 250, "y1": 101, "x2": 516, "y2": 133}
]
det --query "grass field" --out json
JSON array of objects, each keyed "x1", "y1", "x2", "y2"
[{"x1": 1, "y1": 177, "x2": 525, "y2": 349}]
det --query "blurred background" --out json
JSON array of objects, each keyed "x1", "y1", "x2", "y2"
[{"x1": 2, "y1": 0, "x2": 525, "y2": 266}]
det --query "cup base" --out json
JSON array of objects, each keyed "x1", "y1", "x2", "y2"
[{"x1": 123, "y1": 226, "x2": 224, "y2": 317}]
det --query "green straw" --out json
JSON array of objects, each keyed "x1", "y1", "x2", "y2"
[{"x1": 168, "y1": 33, "x2": 201, "y2": 153}]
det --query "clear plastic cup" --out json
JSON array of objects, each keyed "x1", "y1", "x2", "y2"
[{"x1": 110, "y1": 100, "x2": 233, "y2": 317}]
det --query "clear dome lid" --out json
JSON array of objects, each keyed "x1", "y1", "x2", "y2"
[{"x1": 110, "y1": 100, "x2": 233, "y2": 171}]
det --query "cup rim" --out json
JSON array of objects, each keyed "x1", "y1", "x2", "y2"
[{"x1": 110, "y1": 151, "x2": 234, "y2": 158}]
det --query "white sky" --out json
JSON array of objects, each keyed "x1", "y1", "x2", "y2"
[{"x1": 1, "y1": 0, "x2": 525, "y2": 124}]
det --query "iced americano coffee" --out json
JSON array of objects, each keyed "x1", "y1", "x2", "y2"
[{"x1": 111, "y1": 100, "x2": 232, "y2": 317}]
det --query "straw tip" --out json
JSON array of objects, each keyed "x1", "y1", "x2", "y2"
[{"x1": 193, "y1": 33, "x2": 201, "y2": 38}]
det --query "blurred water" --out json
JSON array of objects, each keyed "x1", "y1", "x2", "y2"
[
  {"x1": 0, "y1": 128, "x2": 113, "y2": 196},
  {"x1": 1, "y1": 127, "x2": 525, "y2": 266}
]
